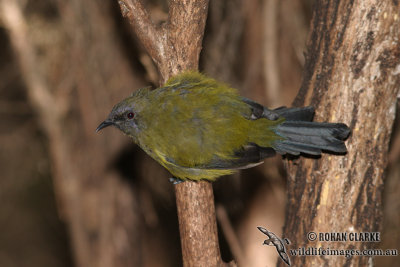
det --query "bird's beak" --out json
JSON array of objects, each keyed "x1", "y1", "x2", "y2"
[{"x1": 96, "y1": 120, "x2": 114, "y2": 132}]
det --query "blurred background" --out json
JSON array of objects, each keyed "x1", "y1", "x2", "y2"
[{"x1": 0, "y1": 0, "x2": 398, "y2": 266}]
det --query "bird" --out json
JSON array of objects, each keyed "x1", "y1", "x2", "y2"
[
  {"x1": 96, "y1": 71, "x2": 350, "y2": 182},
  {"x1": 257, "y1": 226, "x2": 291, "y2": 266}
]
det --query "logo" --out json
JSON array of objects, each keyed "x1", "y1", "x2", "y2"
[{"x1": 258, "y1": 226, "x2": 291, "y2": 266}]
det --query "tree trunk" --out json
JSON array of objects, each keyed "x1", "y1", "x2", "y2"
[{"x1": 280, "y1": 0, "x2": 400, "y2": 266}]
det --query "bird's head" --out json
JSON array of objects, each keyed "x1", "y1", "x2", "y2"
[
  {"x1": 96, "y1": 87, "x2": 151, "y2": 137},
  {"x1": 96, "y1": 96, "x2": 141, "y2": 137}
]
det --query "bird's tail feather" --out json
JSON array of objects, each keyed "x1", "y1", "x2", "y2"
[{"x1": 272, "y1": 118, "x2": 350, "y2": 156}]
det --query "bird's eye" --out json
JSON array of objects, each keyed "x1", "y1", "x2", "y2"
[{"x1": 127, "y1": 112, "x2": 134, "y2": 119}]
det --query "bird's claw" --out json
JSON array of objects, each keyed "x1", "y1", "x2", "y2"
[{"x1": 169, "y1": 177, "x2": 184, "y2": 184}]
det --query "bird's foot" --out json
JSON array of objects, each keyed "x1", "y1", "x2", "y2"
[{"x1": 169, "y1": 177, "x2": 184, "y2": 185}]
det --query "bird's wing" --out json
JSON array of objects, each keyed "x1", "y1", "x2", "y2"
[
  {"x1": 145, "y1": 80, "x2": 283, "y2": 171},
  {"x1": 279, "y1": 252, "x2": 291, "y2": 266},
  {"x1": 242, "y1": 97, "x2": 315, "y2": 121},
  {"x1": 241, "y1": 97, "x2": 281, "y2": 120},
  {"x1": 165, "y1": 144, "x2": 275, "y2": 170}
]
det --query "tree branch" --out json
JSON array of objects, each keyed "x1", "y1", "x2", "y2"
[
  {"x1": 116, "y1": 1, "x2": 234, "y2": 266},
  {"x1": 175, "y1": 181, "x2": 228, "y2": 266},
  {"x1": 117, "y1": 0, "x2": 165, "y2": 67},
  {"x1": 0, "y1": 0, "x2": 59, "y2": 130},
  {"x1": 117, "y1": 0, "x2": 209, "y2": 81},
  {"x1": 216, "y1": 205, "x2": 247, "y2": 267},
  {"x1": 165, "y1": 0, "x2": 209, "y2": 76},
  {"x1": 263, "y1": 0, "x2": 280, "y2": 106}
]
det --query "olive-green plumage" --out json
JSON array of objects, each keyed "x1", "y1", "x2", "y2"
[{"x1": 97, "y1": 72, "x2": 350, "y2": 181}]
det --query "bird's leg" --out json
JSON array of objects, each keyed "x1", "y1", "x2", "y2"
[{"x1": 169, "y1": 177, "x2": 185, "y2": 184}]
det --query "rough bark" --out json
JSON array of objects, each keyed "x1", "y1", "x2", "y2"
[
  {"x1": 175, "y1": 181, "x2": 226, "y2": 267},
  {"x1": 117, "y1": 1, "x2": 232, "y2": 266},
  {"x1": 280, "y1": 0, "x2": 400, "y2": 266},
  {"x1": 119, "y1": 0, "x2": 209, "y2": 81}
]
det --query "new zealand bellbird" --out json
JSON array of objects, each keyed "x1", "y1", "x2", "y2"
[{"x1": 96, "y1": 72, "x2": 350, "y2": 182}]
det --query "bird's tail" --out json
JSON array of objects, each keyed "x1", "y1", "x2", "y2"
[{"x1": 271, "y1": 107, "x2": 351, "y2": 155}]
